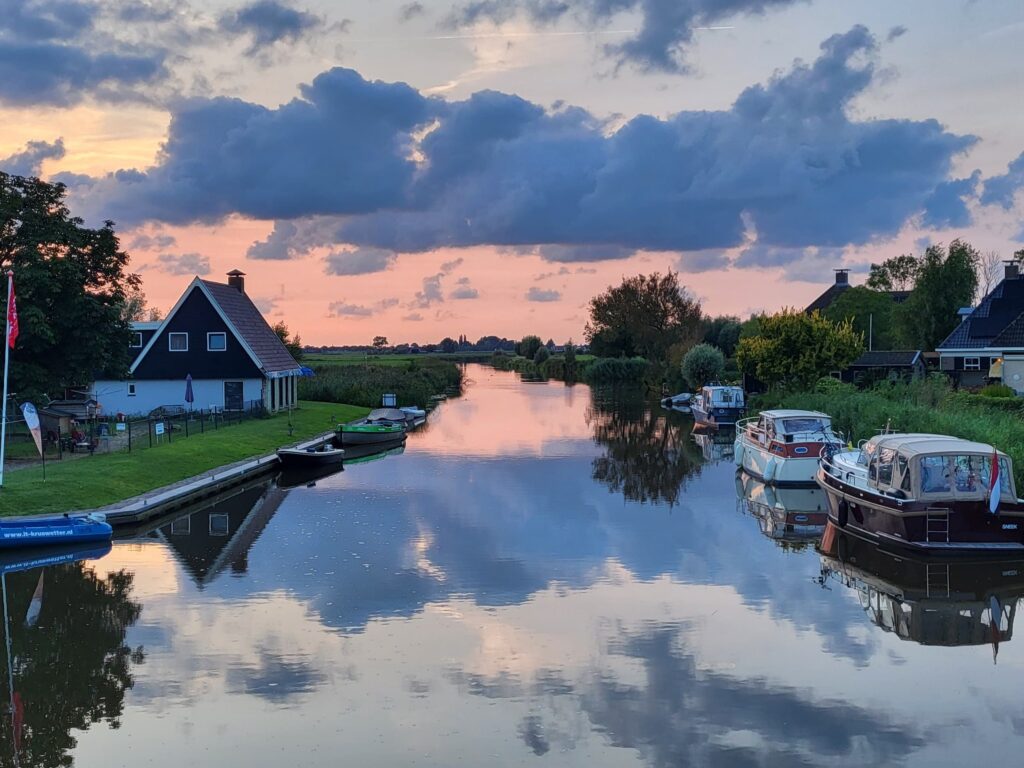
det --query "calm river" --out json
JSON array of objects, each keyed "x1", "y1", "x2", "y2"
[{"x1": 3, "y1": 365, "x2": 1022, "y2": 767}]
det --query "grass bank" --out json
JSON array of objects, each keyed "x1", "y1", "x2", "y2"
[
  {"x1": 304, "y1": 352, "x2": 492, "y2": 365},
  {"x1": 299, "y1": 358, "x2": 463, "y2": 409},
  {"x1": 0, "y1": 400, "x2": 367, "y2": 517},
  {"x1": 757, "y1": 376, "x2": 1024, "y2": 489},
  {"x1": 490, "y1": 352, "x2": 669, "y2": 387}
]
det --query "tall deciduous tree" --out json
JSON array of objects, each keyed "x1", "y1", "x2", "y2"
[
  {"x1": 517, "y1": 334, "x2": 542, "y2": 360},
  {"x1": 702, "y1": 315, "x2": 742, "y2": 357},
  {"x1": 681, "y1": 343, "x2": 725, "y2": 389},
  {"x1": 866, "y1": 254, "x2": 920, "y2": 291},
  {"x1": 824, "y1": 286, "x2": 897, "y2": 350},
  {"x1": 894, "y1": 240, "x2": 979, "y2": 351},
  {"x1": 272, "y1": 321, "x2": 304, "y2": 361},
  {"x1": 585, "y1": 271, "x2": 702, "y2": 361},
  {"x1": 0, "y1": 172, "x2": 138, "y2": 400},
  {"x1": 736, "y1": 309, "x2": 863, "y2": 389},
  {"x1": 372, "y1": 335, "x2": 389, "y2": 351}
]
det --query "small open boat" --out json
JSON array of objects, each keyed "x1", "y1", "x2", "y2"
[
  {"x1": 277, "y1": 443, "x2": 345, "y2": 468},
  {"x1": 0, "y1": 513, "x2": 112, "y2": 550}
]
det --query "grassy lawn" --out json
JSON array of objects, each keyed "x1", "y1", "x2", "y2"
[{"x1": 0, "y1": 400, "x2": 367, "y2": 517}]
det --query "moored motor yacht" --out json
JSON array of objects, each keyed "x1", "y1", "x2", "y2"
[
  {"x1": 817, "y1": 433, "x2": 1024, "y2": 554},
  {"x1": 690, "y1": 384, "x2": 745, "y2": 427},
  {"x1": 734, "y1": 410, "x2": 843, "y2": 486}
]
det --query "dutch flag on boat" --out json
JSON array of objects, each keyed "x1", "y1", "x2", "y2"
[{"x1": 989, "y1": 449, "x2": 1002, "y2": 515}]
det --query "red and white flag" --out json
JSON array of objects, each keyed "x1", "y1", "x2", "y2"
[
  {"x1": 6, "y1": 276, "x2": 18, "y2": 349},
  {"x1": 989, "y1": 449, "x2": 1002, "y2": 514}
]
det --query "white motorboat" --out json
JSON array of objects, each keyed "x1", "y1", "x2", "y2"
[{"x1": 734, "y1": 410, "x2": 843, "y2": 486}]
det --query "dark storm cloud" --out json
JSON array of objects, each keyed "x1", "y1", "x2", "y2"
[
  {"x1": 218, "y1": 0, "x2": 321, "y2": 55},
  {"x1": 0, "y1": 0, "x2": 96, "y2": 42},
  {"x1": 324, "y1": 247, "x2": 397, "y2": 275},
  {"x1": 71, "y1": 27, "x2": 977, "y2": 269},
  {"x1": 0, "y1": 40, "x2": 168, "y2": 107},
  {"x1": 0, "y1": 138, "x2": 65, "y2": 177},
  {"x1": 920, "y1": 171, "x2": 979, "y2": 229},
  {"x1": 980, "y1": 151, "x2": 1024, "y2": 210},
  {"x1": 446, "y1": 0, "x2": 807, "y2": 74}
]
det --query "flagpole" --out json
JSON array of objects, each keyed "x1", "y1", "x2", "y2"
[{"x1": 0, "y1": 271, "x2": 12, "y2": 489}]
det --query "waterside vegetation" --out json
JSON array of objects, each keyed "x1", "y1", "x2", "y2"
[{"x1": 298, "y1": 358, "x2": 463, "y2": 408}]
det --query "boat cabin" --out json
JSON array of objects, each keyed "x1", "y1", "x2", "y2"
[
  {"x1": 858, "y1": 434, "x2": 1016, "y2": 503},
  {"x1": 699, "y1": 385, "x2": 744, "y2": 409},
  {"x1": 748, "y1": 410, "x2": 835, "y2": 445}
]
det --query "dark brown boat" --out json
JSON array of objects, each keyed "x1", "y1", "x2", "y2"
[{"x1": 817, "y1": 433, "x2": 1024, "y2": 556}]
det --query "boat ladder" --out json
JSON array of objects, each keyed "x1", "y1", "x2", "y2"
[
  {"x1": 926, "y1": 563, "x2": 950, "y2": 598},
  {"x1": 925, "y1": 510, "x2": 950, "y2": 544}
]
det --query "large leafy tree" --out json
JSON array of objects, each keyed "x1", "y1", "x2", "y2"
[
  {"x1": 824, "y1": 286, "x2": 897, "y2": 350},
  {"x1": 736, "y1": 309, "x2": 863, "y2": 389},
  {"x1": 894, "y1": 240, "x2": 979, "y2": 350},
  {"x1": 517, "y1": 334, "x2": 542, "y2": 360},
  {"x1": 272, "y1": 321, "x2": 304, "y2": 361},
  {"x1": 866, "y1": 254, "x2": 920, "y2": 291},
  {"x1": 681, "y1": 343, "x2": 725, "y2": 389},
  {"x1": 0, "y1": 173, "x2": 138, "y2": 400},
  {"x1": 585, "y1": 271, "x2": 702, "y2": 360},
  {"x1": 702, "y1": 315, "x2": 742, "y2": 357}
]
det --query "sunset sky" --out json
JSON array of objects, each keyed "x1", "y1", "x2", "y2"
[{"x1": 2, "y1": 0, "x2": 1022, "y2": 345}]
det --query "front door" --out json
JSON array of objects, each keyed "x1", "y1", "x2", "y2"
[{"x1": 224, "y1": 381, "x2": 243, "y2": 411}]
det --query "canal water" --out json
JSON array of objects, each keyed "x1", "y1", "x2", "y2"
[{"x1": 2, "y1": 365, "x2": 1022, "y2": 767}]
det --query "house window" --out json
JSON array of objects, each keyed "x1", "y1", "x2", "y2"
[
  {"x1": 209, "y1": 513, "x2": 229, "y2": 536},
  {"x1": 128, "y1": 383, "x2": 136, "y2": 397},
  {"x1": 130, "y1": 332, "x2": 143, "y2": 348},
  {"x1": 168, "y1": 332, "x2": 188, "y2": 352},
  {"x1": 170, "y1": 515, "x2": 191, "y2": 535},
  {"x1": 207, "y1": 332, "x2": 227, "y2": 352},
  {"x1": 964, "y1": 357, "x2": 981, "y2": 371}
]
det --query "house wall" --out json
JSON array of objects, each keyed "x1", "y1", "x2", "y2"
[
  {"x1": 92, "y1": 378, "x2": 263, "y2": 417},
  {"x1": 1003, "y1": 357, "x2": 1024, "y2": 394},
  {"x1": 133, "y1": 288, "x2": 262, "y2": 380}
]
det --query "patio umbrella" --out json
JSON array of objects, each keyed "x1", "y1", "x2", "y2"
[{"x1": 185, "y1": 373, "x2": 194, "y2": 410}]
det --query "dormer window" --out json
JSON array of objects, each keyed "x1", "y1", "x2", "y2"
[
  {"x1": 130, "y1": 332, "x2": 143, "y2": 348},
  {"x1": 169, "y1": 332, "x2": 188, "y2": 352},
  {"x1": 207, "y1": 332, "x2": 227, "y2": 352}
]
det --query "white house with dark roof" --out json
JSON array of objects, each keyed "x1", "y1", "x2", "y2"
[
  {"x1": 937, "y1": 261, "x2": 1024, "y2": 392},
  {"x1": 92, "y1": 270, "x2": 303, "y2": 416}
]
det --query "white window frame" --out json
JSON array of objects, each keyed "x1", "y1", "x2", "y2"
[
  {"x1": 168, "y1": 332, "x2": 188, "y2": 352},
  {"x1": 964, "y1": 356, "x2": 981, "y2": 371},
  {"x1": 127, "y1": 383, "x2": 136, "y2": 397},
  {"x1": 207, "y1": 332, "x2": 227, "y2": 352},
  {"x1": 209, "y1": 513, "x2": 229, "y2": 536},
  {"x1": 130, "y1": 332, "x2": 143, "y2": 348},
  {"x1": 170, "y1": 515, "x2": 191, "y2": 535}
]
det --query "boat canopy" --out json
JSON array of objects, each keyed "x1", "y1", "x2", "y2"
[
  {"x1": 367, "y1": 408, "x2": 408, "y2": 422},
  {"x1": 700, "y1": 385, "x2": 744, "y2": 407},
  {"x1": 750, "y1": 410, "x2": 835, "y2": 443},
  {"x1": 862, "y1": 433, "x2": 1016, "y2": 501}
]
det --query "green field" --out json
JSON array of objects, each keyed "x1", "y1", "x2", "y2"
[
  {"x1": 304, "y1": 351, "x2": 493, "y2": 366},
  {"x1": 0, "y1": 401, "x2": 367, "y2": 517}
]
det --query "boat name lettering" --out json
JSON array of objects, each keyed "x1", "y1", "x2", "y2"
[{"x1": 1002, "y1": 524, "x2": 1018, "y2": 530}]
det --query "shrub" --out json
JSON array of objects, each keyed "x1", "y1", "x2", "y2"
[
  {"x1": 681, "y1": 343, "x2": 725, "y2": 389},
  {"x1": 534, "y1": 346, "x2": 551, "y2": 364},
  {"x1": 299, "y1": 360, "x2": 462, "y2": 409},
  {"x1": 584, "y1": 357, "x2": 651, "y2": 384},
  {"x1": 980, "y1": 383, "x2": 1016, "y2": 398}
]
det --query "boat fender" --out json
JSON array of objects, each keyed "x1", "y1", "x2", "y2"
[
  {"x1": 734, "y1": 441, "x2": 745, "y2": 466},
  {"x1": 837, "y1": 499, "x2": 849, "y2": 528},
  {"x1": 763, "y1": 458, "x2": 776, "y2": 483}
]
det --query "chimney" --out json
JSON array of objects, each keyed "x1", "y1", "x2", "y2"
[
  {"x1": 834, "y1": 269, "x2": 850, "y2": 286},
  {"x1": 1005, "y1": 261, "x2": 1020, "y2": 281},
  {"x1": 227, "y1": 269, "x2": 246, "y2": 293}
]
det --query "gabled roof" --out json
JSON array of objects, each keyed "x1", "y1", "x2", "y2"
[
  {"x1": 938, "y1": 275, "x2": 1024, "y2": 351},
  {"x1": 848, "y1": 350, "x2": 922, "y2": 368},
  {"x1": 200, "y1": 279, "x2": 299, "y2": 373},
  {"x1": 805, "y1": 283, "x2": 850, "y2": 314},
  {"x1": 130, "y1": 277, "x2": 301, "y2": 376}
]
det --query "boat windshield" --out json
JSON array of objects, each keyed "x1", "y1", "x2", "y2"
[
  {"x1": 918, "y1": 454, "x2": 1013, "y2": 499},
  {"x1": 778, "y1": 417, "x2": 829, "y2": 436}
]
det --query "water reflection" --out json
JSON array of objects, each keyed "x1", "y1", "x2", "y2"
[
  {"x1": 0, "y1": 545, "x2": 142, "y2": 768},
  {"x1": 821, "y1": 528, "x2": 1022, "y2": 656},
  {"x1": 692, "y1": 425, "x2": 735, "y2": 464},
  {"x1": 11, "y1": 366, "x2": 1024, "y2": 767},
  {"x1": 736, "y1": 470, "x2": 828, "y2": 547},
  {"x1": 588, "y1": 387, "x2": 703, "y2": 505}
]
